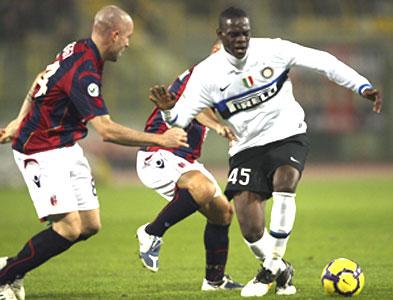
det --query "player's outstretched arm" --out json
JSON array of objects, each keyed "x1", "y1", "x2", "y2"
[
  {"x1": 362, "y1": 88, "x2": 382, "y2": 113},
  {"x1": 149, "y1": 85, "x2": 177, "y2": 110},
  {"x1": 90, "y1": 114, "x2": 189, "y2": 148},
  {"x1": 0, "y1": 71, "x2": 44, "y2": 144},
  {"x1": 196, "y1": 108, "x2": 237, "y2": 141}
]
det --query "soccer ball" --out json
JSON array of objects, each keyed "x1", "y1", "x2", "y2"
[{"x1": 321, "y1": 258, "x2": 365, "y2": 297}]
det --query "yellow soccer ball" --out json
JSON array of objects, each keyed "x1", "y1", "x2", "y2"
[{"x1": 321, "y1": 258, "x2": 365, "y2": 296}]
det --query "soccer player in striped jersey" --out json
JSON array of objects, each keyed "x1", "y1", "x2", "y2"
[
  {"x1": 0, "y1": 5, "x2": 187, "y2": 300},
  {"x1": 149, "y1": 6, "x2": 382, "y2": 298},
  {"x1": 136, "y1": 43, "x2": 243, "y2": 291}
]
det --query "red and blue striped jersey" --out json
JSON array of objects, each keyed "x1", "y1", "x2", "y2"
[
  {"x1": 143, "y1": 67, "x2": 207, "y2": 162},
  {"x1": 13, "y1": 39, "x2": 109, "y2": 154}
]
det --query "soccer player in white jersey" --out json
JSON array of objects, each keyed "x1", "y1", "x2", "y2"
[{"x1": 149, "y1": 6, "x2": 382, "y2": 298}]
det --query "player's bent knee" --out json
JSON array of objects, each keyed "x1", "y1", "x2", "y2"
[
  {"x1": 53, "y1": 224, "x2": 82, "y2": 241},
  {"x1": 242, "y1": 223, "x2": 264, "y2": 243},
  {"x1": 189, "y1": 181, "x2": 216, "y2": 204},
  {"x1": 200, "y1": 195, "x2": 233, "y2": 225},
  {"x1": 221, "y1": 202, "x2": 234, "y2": 224},
  {"x1": 82, "y1": 224, "x2": 101, "y2": 237},
  {"x1": 273, "y1": 165, "x2": 300, "y2": 193}
]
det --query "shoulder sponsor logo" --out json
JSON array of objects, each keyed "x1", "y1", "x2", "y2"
[{"x1": 87, "y1": 83, "x2": 100, "y2": 97}]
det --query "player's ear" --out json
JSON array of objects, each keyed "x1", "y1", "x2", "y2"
[{"x1": 111, "y1": 30, "x2": 120, "y2": 42}]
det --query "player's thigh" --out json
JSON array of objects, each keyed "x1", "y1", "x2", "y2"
[
  {"x1": 268, "y1": 134, "x2": 309, "y2": 191},
  {"x1": 137, "y1": 150, "x2": 213, "y2": 201},
  {"x1": 13, "y1": 148, "x2": 79, "y2": 221},
  {"x1": 177, "y1": 170, "x2": 218, "y2": 204},
  {"x1": 136, "y1": 150, "x2": 180, "y2": 200},
  {"x1": 233, "y1": 191, "x2": 266, "y2": 240}
]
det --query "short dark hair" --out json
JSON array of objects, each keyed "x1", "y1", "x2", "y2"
[{"x1": 219, "y1": 7, "x2": 248, "y2": 29}]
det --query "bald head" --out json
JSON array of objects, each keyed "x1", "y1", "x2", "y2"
[
  {"x1": 93, "y1": 5, "x2": 132, "y2": 36},
  {"x1": 92, "y1": 5, "x2": 134, "y2": 61}
]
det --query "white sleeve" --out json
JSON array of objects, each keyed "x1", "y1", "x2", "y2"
[
  {"x1": 280, "y1": 40, "x2": 373, "y2": 95},
  {"x1": 162, "y1": 68, "x2": 213, "y2": 128}
]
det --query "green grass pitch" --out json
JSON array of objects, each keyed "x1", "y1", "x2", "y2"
[{"x1": 1, "y1": 177, "x2": 392, "y2": 299}]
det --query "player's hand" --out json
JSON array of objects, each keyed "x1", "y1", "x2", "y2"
[
  {"x1": 362, "y1": 88, "x2": 382, "y2": 113},
  {"x1": 160, "y1": 127, "x2": 189, "y2": 148},
  {"x1": 215, "y1": 125, "x2": 237, "y2": 142},
  {"x1": 149, "y1": 85, "x2": 177, "y2": 110},
  {"x1": 0, "y1": 119, "x2": 19, "y2": 144}
]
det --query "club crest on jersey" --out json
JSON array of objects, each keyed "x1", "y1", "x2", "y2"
[
  {"x1": 242, "y1": 76, "x2": 254, "y2": 88},
  {"x1": 261, "y1": 67, "x2": 274, "y2": 79},
  {"x1": 87, "y1": 83, "x2": 100, "y2": 97}
]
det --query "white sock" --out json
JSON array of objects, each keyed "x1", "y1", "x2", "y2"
[
  {"x1": 263, "y1": 257, "x2": 286, "y2": 275},
  {"x1": 244, "y1": 228, "x2": 271, "y2": 262},
  {"x1": 264, "y1": 192, "x2": 296, "y2": 273}
]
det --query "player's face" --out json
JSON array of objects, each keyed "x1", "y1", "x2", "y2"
[
  {"x1": 217, "y1": 17, "x2": 250, "y2": 59},
  {"x1": 107, "y1": 19, "x2": 134, "y2": 62}
]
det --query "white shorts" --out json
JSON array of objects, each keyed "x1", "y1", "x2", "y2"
[
  {"x1": 136, "y1": 150, "x2": 222, "y2": 201},
  {"x1": 13, "y1": 143, "x2": 99, "y2": 220}
]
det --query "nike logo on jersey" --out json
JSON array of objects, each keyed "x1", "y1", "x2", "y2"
[
  {"x1": 290, "y1": 156, "x2": 301, "y2": 164},
  {"x1": 220, "y1": 84, "x2": 231, "y2": 92},
  {"x1": 33, "y1": 175, "x2": 41, "y2": 188}
]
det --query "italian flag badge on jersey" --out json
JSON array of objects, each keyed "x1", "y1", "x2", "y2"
[{"x1": 242, "y1": 76, "x2": 254, "y2": 88}]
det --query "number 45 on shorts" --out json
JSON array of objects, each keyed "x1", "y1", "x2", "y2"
[{"x1": 228, "y1": 168, "x2": 251, "y2": 185}]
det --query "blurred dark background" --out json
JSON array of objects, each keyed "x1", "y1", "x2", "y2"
[{"x1": 1, "y1": 0, "x2": 392, "y2": 185}]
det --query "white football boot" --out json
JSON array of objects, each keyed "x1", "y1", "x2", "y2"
[
  {"x1": 241, "y1": 259, "x2": 296, "y2": 297},
  {"x1": 241, "y1": 268, "x2": 274, "y2": 297},
  {"x1": 136, "y1": 224, "x2": 163, "y2": 272},
  {"x1": 275, "y1": 260, "x2": 296, "y2": 295},
  {"x1": 0, "y1": 258, "x2": 25, "y2": 300},
  {"x1": 241, "y1": 258, "x2": 282, "y2": 297},
  {"x1": 0, "y1": 284, "x2": 17, "y2": 300}
]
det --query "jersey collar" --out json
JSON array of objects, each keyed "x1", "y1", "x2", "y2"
[
  {"x1": 86, "y1": 38, "x2": 104, "y2": 69},
  {"x1": 220, "y1": 46, "x2": 249, "y2": 71}
]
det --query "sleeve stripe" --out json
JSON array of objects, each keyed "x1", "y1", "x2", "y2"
[{"x1": 358, "y1": 83, "x2": 373, "y2": 95}]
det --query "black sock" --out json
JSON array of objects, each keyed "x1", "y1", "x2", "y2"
[
  {"x1": 204, "y1": 222, "x2": 230, "y2": 283},
  {"x1": 0, "y1": 227, "x2": 73, "y2": 284},
  {"x1": 146, "y1": 189, "x2": 199, "y2": 237}
]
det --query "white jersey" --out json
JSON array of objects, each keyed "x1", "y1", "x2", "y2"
[{"x1": 166, "y1": 38, "x2": 372, "y2": 156}]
